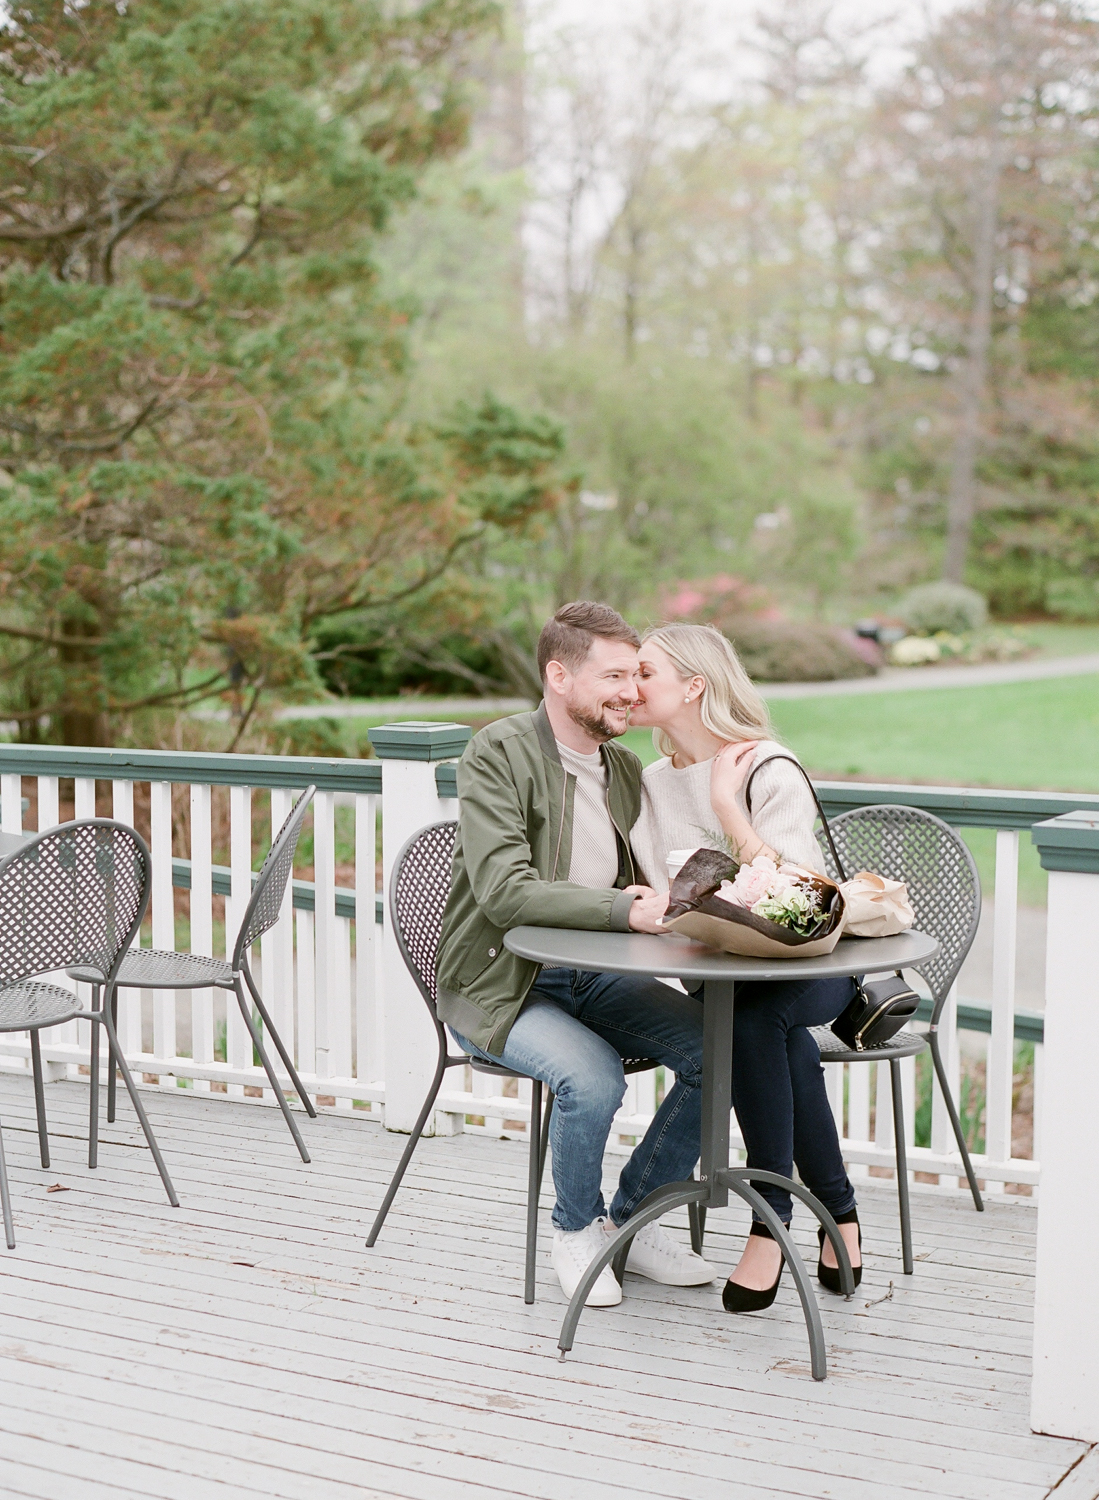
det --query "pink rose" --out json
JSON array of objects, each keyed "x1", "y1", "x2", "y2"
[{"x1": 720, "y1": 856, "x2": 781, "y2": 908}]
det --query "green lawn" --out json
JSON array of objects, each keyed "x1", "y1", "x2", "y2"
[
  {"x1": 625, "y1": 675, "x2": 1099, "y2": 905},
  {"x1": 767, "y1": 674, "x2": 1099, "y2": 792}
]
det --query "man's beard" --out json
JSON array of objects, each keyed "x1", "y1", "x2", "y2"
[{"x1": 567, "y1": 699, "x2": 628, "y2": 742}]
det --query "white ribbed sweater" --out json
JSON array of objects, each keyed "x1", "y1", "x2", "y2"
[{"x1": 630, "y1": 739, "x2": 823, "y2": 893}]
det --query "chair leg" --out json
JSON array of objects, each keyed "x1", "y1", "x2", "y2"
[
  {"x1": 106, "y1": 986, "x2": 119, "y2": 1125},
  {"x1": 524, "y1": 1080, "x2": 543, "y2": 1305},
  {"x1": 29, "y1": 1031, "x2": 49, "y2": 1170},
  {"x1": 242, "y1": 965, "x2": 317, "y2": 1119},
  {"x1": 536, "y1": 1090, "x2": 553, "y2": 1200},
  {"x1": 688, "y1": 1192, "x2": 704, "y2": 1256},
  {"x1": 0, "y1": 1117, "x2": 14, "y2": 1249},
  {"x1": 101, "y1": 1007, "x2": 179, "y2": 1208},
  {"x1": 366, "y1": 1052, "x2": 449, "y2": 1248},
  {"x1": 233, "y1": 983, "x2": 310, "y2": 1163},
  {"x1": 890, "y1": 1059, "x2": 914, "y2": 1275},
  {"x1": 928, "y1": 1030, "x2": 984, "y2": 1212}
]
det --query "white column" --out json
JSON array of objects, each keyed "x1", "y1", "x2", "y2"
[
  {"x1": 371, "y1": 722, "x2": 470, "y2": 1134},
  {"x1": 1031, "y1": 813, "x2": 1099, "y2": 1440},
  {"x1": 985, "y1": 828, "x2": 1019, "y2": 1193}
]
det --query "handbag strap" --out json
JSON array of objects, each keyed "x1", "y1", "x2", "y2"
[{"x1": 744, "y1": 753, "x2": 849, "y2": 882}]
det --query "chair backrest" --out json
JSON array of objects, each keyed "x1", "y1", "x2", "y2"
[
  {"x1": 233, "y1": 786, "x2": 316, "y2": 968},
  {"x1": 388, "y1": 820, "x2": 458, "y2": 1018},
  {"x1": 817, "y1": 804, "x2": 981, "y2": 1013},
  {"x1": 0, "y1": 820, "x2": 151, "y2": 988}
]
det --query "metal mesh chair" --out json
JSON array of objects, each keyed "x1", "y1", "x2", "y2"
[
  {"x1": 813, "y1": 804, "x2": 984, "y2": 1274},
  {"x1": 69, "y1": 787, "x2": 318, "y2": 1163},
  {"x1": 0, "y1": 819, "x2": 178, "y2": 1247},
  {"x1": 366, "y1": 820, "x2": 661, "y2": 1304}
]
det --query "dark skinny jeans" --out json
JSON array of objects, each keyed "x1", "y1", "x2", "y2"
[{"x1": 731, "y1": 975, "x2": 858, "y2": 1225}]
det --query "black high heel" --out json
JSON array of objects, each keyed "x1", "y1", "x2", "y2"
[
  {"x1": 817, "y1": 1209, "x2": 862, "y2": 1294},
  {"x1": 722, "y1": 1221, "x2": 785, "y2": 1314}
]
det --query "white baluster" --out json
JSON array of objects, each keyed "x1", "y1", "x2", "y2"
[
  {"x1": 189, "y1": 783, "x2": 214, "y2": 1092},
  {"x1": 1, "y1": 772, "x2": 22, "y2": 833},
  {"x1": 263, "y1": 788, "x2": 296, "y2": 1101},
  {"x1": 111, "y1": 781, "x2": 142, "y2": 1058},
  {"x1": 930, "y1": 981, "x2": 962, "y2": 1183},
  {"x1": 334, "y1": 914, "x2": 353, "y2": 1110},
  {"x1": 72, "y1": 778, "x2": 97, "y2": 1056},
  {"x1": 846, "y1": 1063, "x2": 870, "y2": 1180},
  {"x1": 900, "y1": 1053, "x2": 917, "y2": 1150},
  {"x1": 295, "y1": 908, "x2": 316, "y2": 1080},
  {"x1": 312, "y1": 789, "x2": 338, "y2": 1083},
  {"x1": 29, "y1": 776, "x2": 70, "y2": 1079},
  {"x1": 1032, "y1": 1040, "x2": 1044, "y2": 1166},
  {"x1": 37, "y1": 776, "x2": 60, "y2": 832},
  {"x1": 74, "y1": 777, "x2": 96, "y2": 820},
  {"x1": 471, "y1": 1067, "x2": 503, "y2": 1138},
  {"x1": 632, "y1": 1067, "x2": 657, "y2": 1125},
  {"x1": 354, "y1": 793, "x2": 379, "y2": 1092},
  {"x1": 226, "y1": 785, "x2": 252, "y2": 1095},
  {"x1": 874, "y1": 1059, "x2": 892, "y2": 1154},
  {"x1": 149, "y1": 782, "x2": 176, "y2": 1072},
  {"x1": 985, "y1": 828, "x2": 1019, "y2": 1195},
  {"x1": 825, "y1": 1061, "x2": 845, "y2": 1138}
]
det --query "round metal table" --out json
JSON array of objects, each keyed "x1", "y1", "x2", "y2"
[{"x1": 504, "y1": 926, "x2": 939, "y2": 1380}]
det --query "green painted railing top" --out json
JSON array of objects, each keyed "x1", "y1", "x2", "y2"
[
  {"x1": 814, "y1": 780, "x2": 1099, "y2": 831},
  {"x1": 1032, "y1": 811, "x2": 1099, "y2": 874},
  {"x1": 368, "y1": 721, "x2": 471, "y2": 762},
  {"x1": 3, "y1": 739, "x2": 1097, "y2": 830},
  {"x1": 0, "y1": 742, "x2": 382, "y2": 794}
]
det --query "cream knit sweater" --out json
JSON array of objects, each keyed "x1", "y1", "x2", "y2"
[{"x1": 630, "y1": 739, "x2": 823, "y2": 893}]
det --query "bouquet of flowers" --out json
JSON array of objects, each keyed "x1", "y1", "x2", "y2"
[
  {"x1": 662, "y1": 847, "x2": 846, "y2": 959},
  {"x1": 716, "y1": 856, "x2": 826, "y2": 937}
]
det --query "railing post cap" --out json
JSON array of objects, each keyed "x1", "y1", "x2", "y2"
[
  {"x1": 1032, "y1": 811, "x2": 1099, "y2": 873},
  {"x1": 368, "y1": 721, "x2": 472, "y2": 763}
]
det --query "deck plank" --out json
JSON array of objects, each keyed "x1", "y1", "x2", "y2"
[{"x1": 0, "y1": 1075, "x2": 1086, "y2": 1500}]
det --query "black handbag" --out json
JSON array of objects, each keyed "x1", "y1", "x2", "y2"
[{"x1": 745, "y1": 753, "x2": 921, "y2": 1052}]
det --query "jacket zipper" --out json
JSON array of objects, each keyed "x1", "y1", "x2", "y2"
[{"x1": 552, "y1": 771, "x2": 568, "y2": 879}]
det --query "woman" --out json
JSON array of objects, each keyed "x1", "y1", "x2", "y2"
[{"x1": 630, "y1": 622, "x2": 862, "y2": 1311}]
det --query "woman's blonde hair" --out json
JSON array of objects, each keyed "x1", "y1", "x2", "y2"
[{"x1": 641, "y1": 622, "x2": 775, "y2": 759}]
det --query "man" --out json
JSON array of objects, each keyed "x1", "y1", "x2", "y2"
[{"x1": 437, "y1": 601, "x2": 715, "y2": 1306}]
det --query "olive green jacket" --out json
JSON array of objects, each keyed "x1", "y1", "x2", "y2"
[{"x1": 435, "y1": 702, "x2": 644, "y2": 1056}]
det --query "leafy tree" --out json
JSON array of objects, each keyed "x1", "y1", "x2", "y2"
[{"x1": 0, "y1": 0, "x2": 562, "y2": 744}]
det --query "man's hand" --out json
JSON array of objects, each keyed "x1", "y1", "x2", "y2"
[{"x1": 625, "y1": 884, "x2": 669, "y2": 934}]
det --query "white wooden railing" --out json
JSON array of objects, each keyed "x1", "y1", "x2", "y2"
[{"x1": 2, "y1": 732, "x2": 1098, "y2": 1198}]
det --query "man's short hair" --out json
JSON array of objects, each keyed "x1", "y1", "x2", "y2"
[{"x1": 536, "y1": 601, "x2": 641, "y2": 681}]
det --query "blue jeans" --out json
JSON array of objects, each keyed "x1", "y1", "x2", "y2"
[
  {"x1": 731, "y1": 976, "x2": 857, "y2": 1224},
  {"x1": 452, "y1": 967, "x2": 705, "y2": 1232}
]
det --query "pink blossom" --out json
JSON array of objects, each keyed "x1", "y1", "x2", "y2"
[
  {"x1": 719, "y1": 856, "x2": 781, "y2": 908},
  {"x1": 718, "y1": 858, "x2": 811, "y2": 908}
]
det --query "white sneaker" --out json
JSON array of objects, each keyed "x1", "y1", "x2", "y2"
[
  {"x1": 552, "y1": 1219, "x2": 623, "y2": 1307},
  {"x1": 607, "y1": 1217, "x2": 716, "y2": 1286}
]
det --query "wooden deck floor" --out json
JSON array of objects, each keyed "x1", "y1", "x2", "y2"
[{"x1": 0, "y1": 1073, "x2": 1090, "y2": 1500}]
